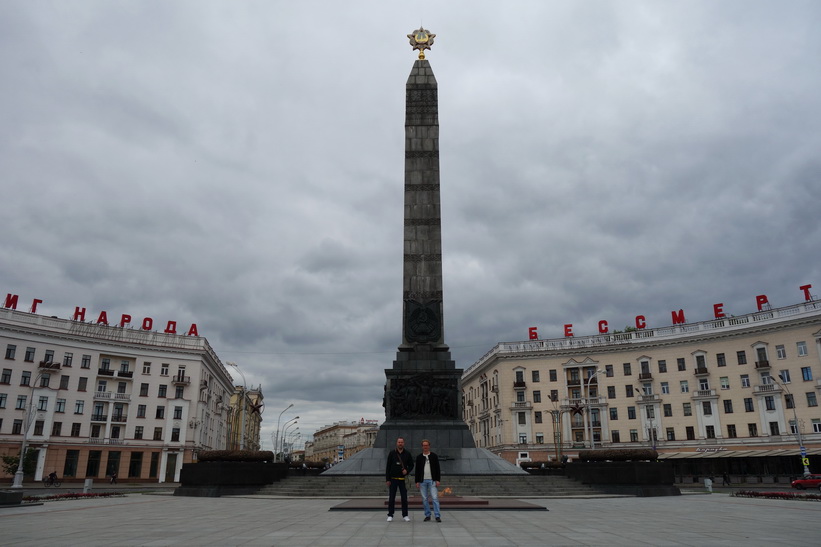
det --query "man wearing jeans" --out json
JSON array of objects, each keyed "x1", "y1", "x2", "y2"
[
  {"x1": 414, "y1": 439, "x2": 442, "y2": 522},
  {"x1": 385, "y1": 437, "x2": 414, "y2": 522}
]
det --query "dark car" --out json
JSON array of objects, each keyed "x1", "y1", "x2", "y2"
[{"x1": 790, "y1": 474, "x2": 821, "y2": 490}]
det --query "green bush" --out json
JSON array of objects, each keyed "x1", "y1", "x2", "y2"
[
  {"x1": 197, "y1": 450, "x2": 275, "y2": 462},
  {"x1": 576, "y1": 448, "x2": 658, "y2": 462}
]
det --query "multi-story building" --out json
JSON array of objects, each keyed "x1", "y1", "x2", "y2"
[
  {"x1": 226, "y1": 385, "x2": 264, "y2": 451},
  {"x1": 0, "y1": 307, "x2": 235, "y2": 483},
  {"x1": 462, "y1": 299, "x2": 821, "y2": 479},
  {"x1": 309, "y1": 420, "x2": 379, "y2": 464}
]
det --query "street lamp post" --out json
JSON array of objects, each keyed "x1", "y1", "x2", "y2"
[
  {"x1": 274, "y1": 404, "x2": 294, "y2": 462},
  {"x1": 773, "y1": 374, "x2": 811, "y2": 477},
  {"x1": 280, "y1": 418, "x2": 298, "y2": 462},
  {"x1": 282, "y1": 423, "x2": 299, "y2": 460},
  {"x1": 12, "y1": 364, "x2": 59, "y2": 489},
  {"x1": 547, "y1": 394, "x2": 570, "y2": 463},
  {"x1": 586, "y1": 369, "x2": 604, "y2": 449},
  {"x1": 226, "y1": 362, "x2": 247, "y2": 450}
]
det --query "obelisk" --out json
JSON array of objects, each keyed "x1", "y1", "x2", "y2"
[{"x1": 372, "y1": 28, "x2": 475, "y2": 452}]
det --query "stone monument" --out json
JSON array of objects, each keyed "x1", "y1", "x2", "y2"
[{"x1": 324, "y1": 30, "x2": 523, "y2": 475}]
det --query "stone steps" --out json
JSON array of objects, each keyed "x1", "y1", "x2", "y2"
[{"x1": 255, "y1": 474, "x2": 600, "y2": 497}]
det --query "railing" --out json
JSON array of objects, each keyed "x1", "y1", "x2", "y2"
[
  {"x1": 755, "y1": 361, "x2": 771, "y2": 369},
  {"x1": 511, "y1": 401, "x2": 532, "y2": 409},
  {"x1": 90, "y1": 414, "x2": 108, "y2": 421},
  {"x1": 567, "y1": 379, "x2": 580, "y2": 386},
  {"x1": 638, "y1": 372, "x2": 653, "y2": 380},
  {"x1": 694, "y1": 367, "x2": 709, "y2": 375},
  {"x1": 87, "y1": 437, "x2": 125, "y2": 445},
  {"x1": 38, "y1": 360, "x2": 62, "y2": 370},
  {"x1": 513, "y1": 381, "x2": 527, "y2": 389},
  {"x1": 97, "y1": 368, "x2": 114, "y2": 376},
  {"x1": 172, "y1": 375, "x2": 191, "y2": 385},
  {"x1": 111, "y1": 414, "x2": 127, "y2": 422},
  {"x1": 754, "y1": 384, "x2": 782, "y2": 394},
  {"x1": 117, "y1": 370, "x2": 133, "y2": 378},
  {"x1": 636, "y1": 394, "x2": 661, "y2": 404},
  {"x1": 692, "y1": 389, "x2": 716, "y2": 398}
]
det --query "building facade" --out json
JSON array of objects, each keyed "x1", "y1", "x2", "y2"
[
  {"x1": 308, "y1": 420, "x2": 379, "y2": 464},
  {"x1": 1, "y1": 307, "x2": 235, "y2": 483},
  {"x1": 462, "y1": 300, "x2": 821, "y2": 477},
  {"x1": 226, "y1": 385, "x2": 264, "y2": 451}
]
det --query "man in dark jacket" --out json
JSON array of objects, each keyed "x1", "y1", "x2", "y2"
[
  {"x1": 414, "y1": 439, "x2": 442, "y2": 522},
  {"x1": 385, "y1": 437, "x2": 414, "y2": 521}
]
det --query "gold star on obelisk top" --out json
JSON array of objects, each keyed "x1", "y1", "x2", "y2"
[{"x1": 408, "y1": 28, "x2": 435, "y2": 60}]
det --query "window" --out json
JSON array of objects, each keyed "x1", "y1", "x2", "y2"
[
  {"x1": 611, "y1": 431, "x2": 620, "y2": 443},
  {"x1": 797, "y1": 341, "x2": 808, "y2": 357},
  {"x1": 532, "y1": 370, "x2": 540, "y2": 382},
  {"x1": 737, "y1": 351, "x2": 747, "y2": 365},
  {"x1": 153, "y1": 427, "x2": 163, "y2": 440},
  {"x1": 663, "y1": 427, "x2": 674, "y2": 441},
  {"x1": 789, "y1": 420, "x2": 798, "y2": 434},
  {"x1": 161, "y1": 364, "x2": 169, "y2": 376},
  {"x1": 74, "y1": 400, "x2": 84, "y2": 414},
  {"x1": 625, "y1": 385, "x2": 634, "y2": 397},
  {"x1": 119, "y1": 360, "x2": 130, "y2": 373},
  {"x1": 97, "y1": 380, "x2": 107, "y2": 393},
  {"x1": 533, "y1": 390, "x2": 541, "y2": 403},
  {"x1": 16, "y1": 395, "x2": 27, "y2": 409},
  {"x1": 724, "y1": 400, "x2": 734, "y2": 413},
  {"x1": 137, "y1": 405, "x2": 146, "y2": 418},
  {"x1": 605, "y1": 365, "x2": 613, "y2": 377},
  {"x1": 60, "y1": 376, "x2": 70, "y2": 390},
  {"x1": 140, "y1": 383, "x2": 149, "y2": 397},
  {"x1": 739, "y1": 374, "x2": 750, "y2": 388},
  {"x1": 175, "y1": 385, "x2": 185, "y2": 399},
  {"x1": 517, "y1": 412, "x2": 527, "y2": 425},
  {"x1": 627, "y1": 406, "x2": 636, "y2": 419},
  {"x1": 677, "y1": 358, "x2": 686, "y2": 371},
  {"x1": 813, "y1": 419, "x2": 821, "y2": 434},
  {"x1": 71, "y1": 423, "x2": 81, "y2": 437},
  {"x1": 769, "y1": 422, "x2": 780, "y2": 436},
  {"x1": 44, "y1": 349, "x2": 55, "y2": 363},
  {"x1": 663, "y1": 404, "x2": 672, "y2": 417},
  {"x1": 623, "y1": 363, "x2": 632, "y2": 376},
  {"x1": 686, "y1": 427, "x2": 695, "y2": 440},
  {"x1": 534, "y1": 411, "x2": 542, "y2": 424},
  {"x1": 24, "y1": 347, "x2": 35, "y2": 361},
  {"x1": 780, "y1": 370, "x2": 791, "y2": 383},
  {"x1": 785, "y1": 394, "x2": 794, "y2": 409},
  {"x1": 117, "y1": 382, "x2": 126, "y2": 394},
  {"x1": 158, "y1": 385, "x2": 167, "y2": 398},
  {"x1": 156, "y1": 406, "x2": 165, "y2": 419},
  {"x1": 38, "y1": 396, "x2": 49, "y2": 411},
  {"x1": 720, "y1": 377, "x2": 730, "y2": 390},
  {"x1": 39, "y1": 373, "x2": 50, "y2": 388},
  {"x1": 717, "y1": 353, "x2": 726, "y2": 367},
  {"x1": 56, "y1": 398, "x2": 66, "y2": 413},
  {"x1": 52, "y1": 421, "x2": 62, "y2": 436},
  {"x1": 607, "y1": 386, "x2": 616, "y2": 398},
  {"x1": 683, "y1": 403, "x2": 692, "y2": 416},
  {"x1": 629, "y1": 429, "x2": 638, "y2": 442},
  {"x1": 111, "y1": 426, "x2": 121, "y2": 439},
  {"x1": 658, "y1": 360, "x2": 667, "y2": 373},
  {"x1": 81, "y1": 355, "x2": 91, "y2": 369},
  {"x1": 21, "y1": 371, "x2": 31, "y2": 386},
  {"x1": 776, "y1": 345, "x2": 786, "y2": 359},
  {"x1": 34, "y1": 420, "x2": 45, "y2": 435},
  {"x1": 609, "y1": 408, "x2": 618, "y2": 420},
  {"x1": 706, "y1": 425, "x2": 715, "y2": 439},
  {"x1": 143, "y1": 362, "x2": 151, "y2": 374},
  {"x1": 764, "y1": 396, "x2": 775, "y2": 411},
  {"x1": 5, "y1": 345, "x2": 16, "y2": 359},
  {"x1": 0, "y1": 393, "x2": 5, "y2": 408},
  {"x1": 661, "y1": 382, "x2": 669, "y2": 394},
  {"x1": 549, "y1": 369, "x2": 557, "y2": 381},
  {"x1": 680, "y1": 380, "x2": 689, "y2": 393},
  {"x1": 173, "y1": 406, "x2": 183, "y2": 420},
  {"x1": 699, "y1": 378, "x2": 709, "y2": 391},
  {"x1": 63, "y1": 352, "x2": 73, "y2": 367},
  {"x1": 550, "y1": 389, "x2": 558, "y2": 402},
  {"x1": 702, "y1": 401, "x2": 712, "y2": 415},
  {"x1": 135, "y1": 426, "x2": 144, "y2": 439},
  {"x1": 100, "y1": 358, "x2": 111, "y2": 371},
  {"x1": 744, "y1": 398, "x2": 754, "y2": 412},
  {"x1": 807, "y1": 392, "x2": 818, "y2": 407},
  {"x1": 518, "y1": 434, "x2": 527, "y2": 444},
  {"x1": 535, "y1": 433, "x2": 544, "y2": 444},
  {"x1": 1, "y1": 369, "x2": 10, "y2": 384},
  {"x1": 12, "y1": 419, "x2": 23, "y2": 434},
  {"x1": 695, "y1": 355, "x2": 706, "y2": 369},
  {"x1": 78, "y1": 377, "x2": 88, "y2": 391},
  {"x1": 646, "y1": 405, "x2": 655, "y2": 419},
  {"x1": 727, "y1": 424, "x2": 737, "y2": 438},
  {"x1": 516, "y1": 391, "x2": 525, "y2": 403},
  {"x1": 801, "y1": 367, "x2": 813, "y2": 381}
]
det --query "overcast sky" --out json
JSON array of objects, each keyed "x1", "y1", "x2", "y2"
[{"x1": 2, "y1": 1, "x2": 819, "y2": 450}]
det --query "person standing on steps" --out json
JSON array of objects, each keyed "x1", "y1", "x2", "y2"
[
  {"x1": 415, "y1": 439, "x2": 442, "y2": 522},
  {"x1": 385, "y1": 437, "x2": 414, "y2": 522}
]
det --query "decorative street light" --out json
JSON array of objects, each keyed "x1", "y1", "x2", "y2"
[
  {"x1": 280, "y1": 418, "x2": 299, "y2": 461},
  {"x1": 546, "y1": 393, "x2": 571, "y2": 463},
  {"x1": 773, "y1": 373, "x2": 811, "y2": 477},
  {"x1": 585, "y1": 369, "x2": 604, "y2": 449},
  {"x1": 226, "y1": 362, "x2": 247, "y2": 450},
  {"x1": 282, "y1": 423, "x2": 299, "y2": 460},
  {"x1": 274, "y1": 404, "x2": 294, "y2": 462}
]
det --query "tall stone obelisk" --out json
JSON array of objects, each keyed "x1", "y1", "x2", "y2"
[{"x1": 324, "y1": 31, "x2": 522, "y2": 474}]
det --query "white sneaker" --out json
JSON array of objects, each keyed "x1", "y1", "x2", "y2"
[
  {"x1": 403, "y1": 516, "x2": 411, "y2": 522},
  {"x1": 386, "y1": 516, "x2": 393, "y2": 522}
]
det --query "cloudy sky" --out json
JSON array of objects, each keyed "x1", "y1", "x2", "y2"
[{"x1": 2, "y1": 1, "x2": 820, "y2": 450}]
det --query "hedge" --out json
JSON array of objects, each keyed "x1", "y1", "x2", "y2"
[
  {"x1": 576, "y1": 448, "x2": 658, "y2": 462},
  {"x1": 197, "y1": 450, "x2": 275, "y2": 462}
]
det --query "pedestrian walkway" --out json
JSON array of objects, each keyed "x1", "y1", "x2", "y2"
[{"x1": 0, "y1": 491, "x2": 815, "y2": 545}]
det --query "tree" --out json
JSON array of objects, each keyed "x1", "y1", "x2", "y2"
[{"x1": 1, "y1": 448, "x2": 38, "y2": 476}]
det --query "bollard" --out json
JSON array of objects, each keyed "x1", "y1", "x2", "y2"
[{"x1": 83, "y1": 478, "x2": 93, "y2": 494}]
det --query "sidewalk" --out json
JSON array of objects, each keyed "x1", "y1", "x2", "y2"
[{"x1": 0, "y1": 491, "x2": 817, "y2": 545}]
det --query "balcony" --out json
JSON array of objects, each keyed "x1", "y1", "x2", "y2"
[
  {"x1": 513, "y1": 381, "x2": 527, "y2": 390},
  {"x1": 87, "y1": 437, "x2": 125, "y2": 445},
  {"x1": 754, "y1": 383, "x2": 783, "y2": 394},
  {"x1": 637, "y1": 394, "x2": 661, "y2": 404},
  {"x1": 691, "y1": 389, "x2": 717, "y2": 399},
  {"x1": 117, "y1": 370, "x2": 134, "y2": 378},
  {"x1": 567, "y1": 379, "x2": 581, "y2": 386},
  {"x1": 97, "y1": 368, "x2": 115, "y2": 377},
  {"x1": 172, "y1": 375, "x2": 191, "y2": 386},
  {"x1": 510, "y1": 401, "x2": 532, "y2": 410},
  {"x1": 90, "y1": 413, "x2": 108, "y2": 422},
  {"x1": 111, "y1": 413, "x2": 128, "y2": 423},
  {"x1": 755, "y1": 360, "x2": 771, "y2": 370},
  {"x1": 694, "y1": 367, "x2": 710, "y2": 376},
  {"x1": 638, "y1": 372, "x2": 653, "y2": 380},
  {"x1": 591, "y1": 420, "x2": 602, "y2": 427},
  {"x1": 38, "y1": 360, "x2": 61, "y2": 370}
]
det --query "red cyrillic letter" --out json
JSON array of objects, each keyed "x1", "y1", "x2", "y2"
[
  {"x1": 635, "y1": 315, "x2": 646, "y2": 329},
  {"x1": 96, "y1": 311, "x2": 109, "y2": 325},
  {"x1": 141, "y1": 317, "x2": 153, "y2": 330},
  {"x1": 4, "y1": 294, "x2": 19, "y2": 309},
  {"x1": 186, "y1": 323, "x2": 199, "y2": 336},
  {"x1": 756, "y1": 294, "x2": 769, "y2": 311},
  {"x1": 564, "y1": 324, "x2": 573, "y2": 337},
  {"x1": 800, "y1": 284, "x2": 812, "y2": 301},
  {"x1": 598, "y1": 320, "x2": 609, "y2": 334},
  {"x1": 528, "y1": 327, "x2": 538, "y2": 340},
  {"x1": 119, "y1": 314, "x2": 132, "y2": 327},
  {"x1": 164, "y1": 321, "x2": 177, "y2": 334},
  {"x1": 73, "y1": 307, "x2": 86, "y2": 321},
  {"x1": 671, "y1": 309, "x2": 686, "y2": 325},
  {"x1": 31, "y1": 299, "x2": 43, "y2": 313},
  {"x1": 713, "y1": 303, "x2": 725, "y2": 319}
]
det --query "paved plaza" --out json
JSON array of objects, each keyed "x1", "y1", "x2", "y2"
[{"x1": 1, "y1": 491, "x2": 818, "y2": 546}]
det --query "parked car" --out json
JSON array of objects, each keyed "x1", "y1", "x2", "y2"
[{"x1": 790, "y1": 474, "x2": 821, "y2": 490}]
